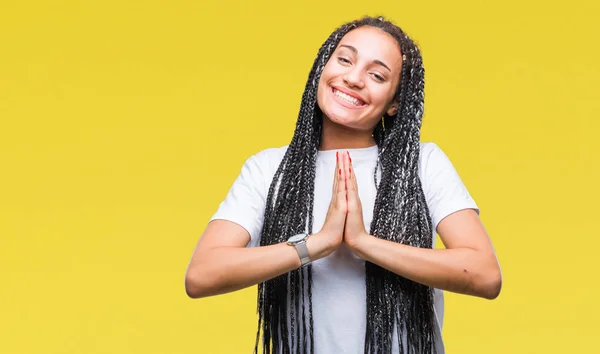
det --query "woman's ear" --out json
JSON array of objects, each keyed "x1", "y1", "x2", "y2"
[{"x1": 386, "y1": 101, "x2": 398, "y2": 116}]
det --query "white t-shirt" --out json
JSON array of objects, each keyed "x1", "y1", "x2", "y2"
[{"x1": 210, "y1": 142, "x2": 479, "y2": 354}]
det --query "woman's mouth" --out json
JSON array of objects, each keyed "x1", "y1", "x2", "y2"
[{"x1": 331, "y1": 87, "x2": 367, "y2": 108}]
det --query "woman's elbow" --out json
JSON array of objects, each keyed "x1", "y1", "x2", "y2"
[
  {"x1": 479, "y1": 268, "x2": 502, "y2": 300},
  {"x1": 185, "y1": 268, "x2": 216, "y2": 299}
]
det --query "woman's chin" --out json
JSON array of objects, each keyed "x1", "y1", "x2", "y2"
[
  {"x1": 323, "y1": 109, "x2": 357, "y2": 126},
  {"x1": 326, "y1": 115, "x2": 354, "y2": 128}
]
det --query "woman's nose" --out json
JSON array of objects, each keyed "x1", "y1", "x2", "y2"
[{"x1": 342, "y1": 68, "x2": 365, "y2": 89}]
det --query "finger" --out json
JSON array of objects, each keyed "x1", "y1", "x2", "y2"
[
  {"x1": 348, "y1": 153, "x2": 358, "y2": 193},
  {"x1": 344, "y1": 151, "x2": 355, "y2": 187},
  {"x1": 337, "y1": 150, "x2": 347, "y2": 211},
  {"x1": 332, "y1": 151, "x2": 339, "y2": 196},
  {"x1": 344, "y1": 151, "x2": 351, "y2": 182},
  {"x1": 342, "y1": 151, "x2": 350, "y2": 198},
  {"x1": 346, "y1": 151, "x2": 360, "y2": 210}
]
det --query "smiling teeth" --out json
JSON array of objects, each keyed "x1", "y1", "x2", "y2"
[{"x1": 334, "y1": 89, "x2": 363, "y2": 106}]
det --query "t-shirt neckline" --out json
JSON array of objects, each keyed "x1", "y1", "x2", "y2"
[{"x1": 316, "y1": 145, "x2": 379, "y2": 163}]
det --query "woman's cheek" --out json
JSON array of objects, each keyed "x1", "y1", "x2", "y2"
[{"x1": 373, "y1": 86, "x2": 395, "y2": 108}]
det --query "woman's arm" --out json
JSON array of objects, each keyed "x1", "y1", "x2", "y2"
[
  {"x1": 186, "y1": 154, "x2": 348, "y2": 298},
  {"x1": 185, "y1": 220, "x2": 335, "y2": 298},
  {"x1": 349, "y1": 209, "x2": 502, "y2": 300},
  {"x1": 339, "y1": 149, "x2": 501, "y2": 300}
]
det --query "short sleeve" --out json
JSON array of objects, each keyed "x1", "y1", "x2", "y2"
[
  {"x1": 420, "y1": 143, "x2": 479, "y2": 231},
  {"x1": 209, "y1": 153, "x2": 270, "y2": 247}
]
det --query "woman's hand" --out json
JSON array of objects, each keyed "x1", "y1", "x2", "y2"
[
  {"x1": 308, "y1": 151, "x2": 348, "y2": 258},
  {"x1": 336, "y1": 153, "x2": 501, "y2": 299},
  {"x1": 342, "y1": 151, "x2": 370, "y2": 250}
]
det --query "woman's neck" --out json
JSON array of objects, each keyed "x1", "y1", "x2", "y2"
[{"x1": 319, "y1": 116, "x2": 377, "y2": 151}]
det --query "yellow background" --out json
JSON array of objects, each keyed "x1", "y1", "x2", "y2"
[{"x1": 1, "y1": 0, "x2": 598, "y2": 353}]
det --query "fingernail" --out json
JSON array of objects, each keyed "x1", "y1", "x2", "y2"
[{"x1": 336, "y1": 151, "x2": 338, "y2": 161}]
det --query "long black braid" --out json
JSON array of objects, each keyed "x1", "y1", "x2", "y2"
[{"x1": 256, "y1": 16, "x2": 436, "y2": 354}]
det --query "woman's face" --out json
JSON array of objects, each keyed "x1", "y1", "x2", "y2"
[{"x1": 317, "y1": 26, "x2": 403, "y2": 131}]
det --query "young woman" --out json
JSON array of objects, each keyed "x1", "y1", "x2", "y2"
[{"x1": 185, "y1": 16, "x2": 502, "y2": 354}]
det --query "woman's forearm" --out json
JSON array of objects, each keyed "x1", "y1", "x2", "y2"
[
  {"x1": 185, "y1": 243, "x2": 299, "y2": 298},
  {"x1": 351, "y1": 235, "x2": 502, "y2": 299},
  {"x1": 185, "y1": 234, "x2": 332, "y2": 298}
]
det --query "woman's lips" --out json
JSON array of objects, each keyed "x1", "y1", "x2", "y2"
[{"x1": 331, "y1": 86, "x2": 368, "y2": 109}]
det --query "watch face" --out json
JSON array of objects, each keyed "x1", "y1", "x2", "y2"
[{"x1": 288, "y1": 233, "x2": 306, "y2": 243}]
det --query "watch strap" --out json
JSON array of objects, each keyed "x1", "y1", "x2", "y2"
[{"x1": 295, "y1": 241, "x2": 311, "y2": 266}]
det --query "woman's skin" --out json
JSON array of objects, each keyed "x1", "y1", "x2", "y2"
[{"x1": 185, "y1": 26, "x2": 502, "y2": 300}]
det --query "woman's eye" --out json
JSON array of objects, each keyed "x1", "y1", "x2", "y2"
[
  {"x1": 337, "y1": 57, "x2": 351, "y2": 64},
  {"x1": 372, "y1": 73, "x2": 385, "y2": 82}
]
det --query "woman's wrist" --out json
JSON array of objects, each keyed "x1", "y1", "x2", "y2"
[
  {"x1": 347, "y1": 233, "x2": 374, "y2": 260},
  {"x1": 306, "y1": 232, "x2": 337, "y2": 260}
]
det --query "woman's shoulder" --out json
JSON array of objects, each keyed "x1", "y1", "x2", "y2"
[
  {"x1": 418, "y1": 141, "x2": 452, "y2": 179},
  {"x1": 419, "y1": 141, "x2": 441, "y2": 157},
  {"x1": 250, "y1": 145, "x2": 288, "y2": 166},
  {"x1": 253, "y1": 145, "x2": 289, "y2": 159},
  {"x1": 242, "y1": 145, "x2": 289, "y2": 178},
  {"x1": 419, "y1": 141, "x2": 452, "y2": 166}
]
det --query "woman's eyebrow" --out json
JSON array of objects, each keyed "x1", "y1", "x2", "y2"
[{"x1": 338, "y1": 44, "x2": 392, "y2": 72}]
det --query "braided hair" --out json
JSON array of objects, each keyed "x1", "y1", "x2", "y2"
[{"x1": 255, "y1": 16, "x2": 435, "y2": 354}]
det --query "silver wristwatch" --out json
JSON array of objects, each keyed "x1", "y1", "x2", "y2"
[{"x1": 287, "y1": 233, "x2": 311, "y2": 266}]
